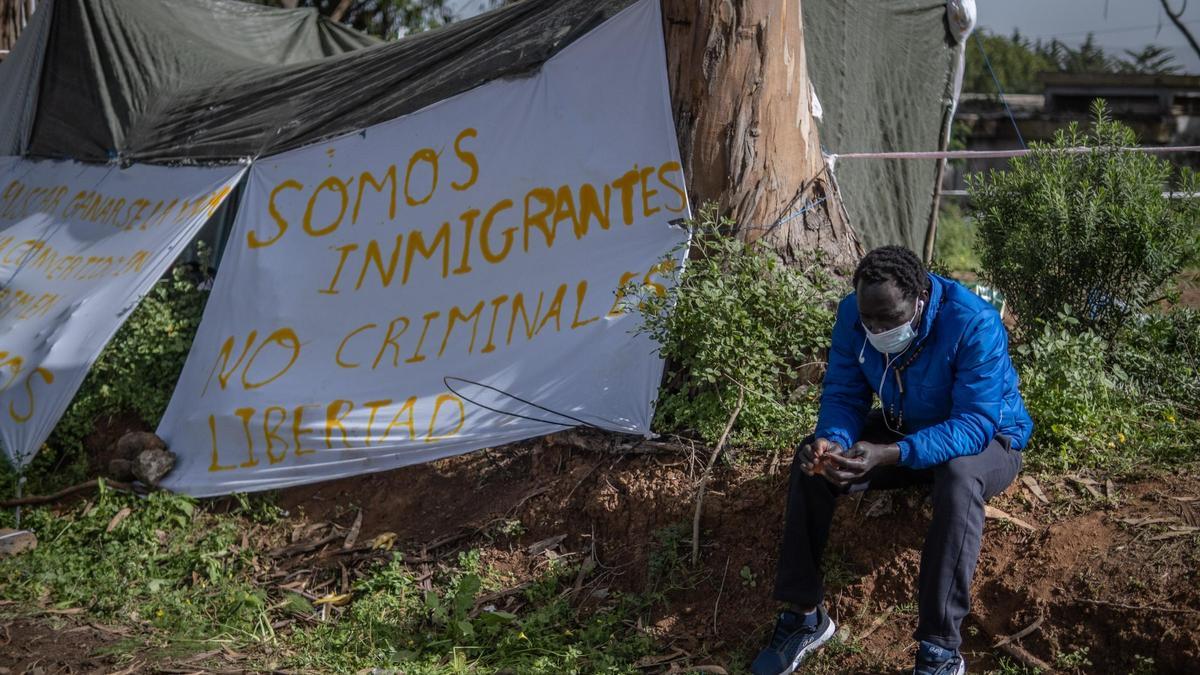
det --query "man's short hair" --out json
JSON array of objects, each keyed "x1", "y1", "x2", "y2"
[{"x1": 852, "y1": 245, "x2": 929, "y2": 299}]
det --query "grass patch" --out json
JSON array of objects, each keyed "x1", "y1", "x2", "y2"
[{"x1": 0, "y1": 488, "x2": 667, "y2": 673}]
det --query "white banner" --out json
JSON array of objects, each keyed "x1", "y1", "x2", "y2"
[
  {"x1": 158, "y1": 0, "x2": 690, "y2": 497},
  {"x1": 0, "y1": 158, "x2": 245, "y2": 470}
]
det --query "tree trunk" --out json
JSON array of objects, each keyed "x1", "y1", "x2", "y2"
[
  {"x1": 1, "y1": 0, "x2": 21, "y2": 55},
  {"x1": 662, "y1": 0, "x2": 861, "y2": 271}
]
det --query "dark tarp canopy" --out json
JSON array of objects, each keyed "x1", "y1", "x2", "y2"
[
  {"x1": 2, "y1": 0, "x2": 636, "y2": 164},
  {"x1": 0, "y1": 0, "x2": 962, "y2": 250}
]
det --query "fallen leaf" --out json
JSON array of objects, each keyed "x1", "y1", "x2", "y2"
[
  {"x1": 366, "y1": 531, "x2": 396, "y2": 550},
  {"x1": 1149, "y1": 526, "x2": 1200, "y2": 541},
  {"x1": 985, "y1": 505, "x2": 1037, "y2": 531},
  {"x1": 526, "y1": 534, "x2": 567, "y2": 555},
  {"x1": 342, "y1": 510, "x2": 363, "y2": 550},
  {"x1": 1116, "y1": 517, "x2": 1179, "y2": 527},
  {"x1": 1020, "y1": 476, "x2": 1050, "y2": 505},
  {"x1": 313, "y1": 593, "x2": 352, "y2": 606},
  {"x1": 865, "y1": 492, "x2": 894, "y2": 518},
  {"x1": 1067, "y1": 476, "x2": 1103, "y2": 500},
  {"x1": 105, "y1": 507, "x2": 132, "y2": 533},
  {"x1": 858, "y1": 606, "x2": 894, "y2": 640}
]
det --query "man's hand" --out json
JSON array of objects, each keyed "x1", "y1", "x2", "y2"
[
  {"x1": 823, "y1": 441, "x2": 902, "y2": 487},
  {"x1": 798, "y1": 438, "x2": 842, "y2": 476}
]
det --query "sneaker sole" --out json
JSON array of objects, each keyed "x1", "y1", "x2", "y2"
[{"x1": 778, "y1": 619, "x2": 836, "y2": 675}]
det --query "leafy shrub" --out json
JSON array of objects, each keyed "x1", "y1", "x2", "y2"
[
  {"x1": 1015, "y1": 308, "x2": 1200, "y2": 471},
  {"x1": 2, "y1": 252, "x2": 212, "y2": 493},
  {"x1": 632, "y1": 205, "x2": 845, "y2": 453},
  {"x1": 970, "y1": 101, "x2": 1198, "y2": 337},
  {"x1": 1112, "y1": 308, "x2": 1200, "y2": 409},
  {"x1": 933, "y1": 202, "x2": 979, "y2": 274},
  {"x1": 1014, "y1": 312, "x2": 1134, "y2": 470}
]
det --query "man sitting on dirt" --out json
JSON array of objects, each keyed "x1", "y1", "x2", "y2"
[{"x1": 751, "y1": 245, "x2": 1033, "y2": 675}]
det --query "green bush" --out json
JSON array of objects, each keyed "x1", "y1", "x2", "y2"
[
  {"x1": 1113, "y1": 308, "x2": 1200, "y2": 409},
  {"x1": 1015, "y1": 308, "x2": 1200, "y2": 472},
  {"x1": 970, "y1": 101, "x2": 1198, "y2": 337},
  {"x1": 933, "y1": 202, "x2": 979, "y2": 274},
  {"x1": 632, "y1": 205, "x2": 845, "y2": 453},
  {"x1": 2, "y1": 252, "x2": 211, "y2": 494},
  {"x1": 1014, "y1": 312, "x2": 1133, "y2": 471}
]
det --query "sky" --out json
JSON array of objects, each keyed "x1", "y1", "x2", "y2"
[
  {"x1": 979, "y1": 0, "x2": 1200, "y2": 74},
  {"x1": 448, "y1": 0, "x2": 1200, "y2": 75}
]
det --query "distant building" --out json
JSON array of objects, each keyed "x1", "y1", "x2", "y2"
[{"x1": 949, "y1": 72, "x2": 1200, "y2": 190}]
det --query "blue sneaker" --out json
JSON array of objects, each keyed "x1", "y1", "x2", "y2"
[
  {"x1": 913, "y1": 640, "x2": 966, "y2": 675},
  {"x1": 750, "y1": 606, "x2": 836, "y2": 675}
]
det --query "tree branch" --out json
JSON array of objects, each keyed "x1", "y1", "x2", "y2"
[
  {"x1": 330, "y1": 0, "x2": 356, "y2": 23},
  {"x1": 1, "y1": 478, "x2": 136, "y2": 508},
  {"x1": 1160, "y1": 0, "x2": 1200, "y2": 61},
  {"x1": 691, "y1": 386, "x2": 744, "y2": 566}
]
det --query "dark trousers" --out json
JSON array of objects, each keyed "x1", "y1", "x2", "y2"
[{"x1": 773, "y1": 412, "x2": 1022, "y2": 650}]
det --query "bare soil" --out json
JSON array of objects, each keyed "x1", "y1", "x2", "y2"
[
  {"x1": 4, "y1": 435, "x2": 1198, "y2": 674},
  {"x1": 278, "y1": 436, "x2": 1200, "y2": 673}
]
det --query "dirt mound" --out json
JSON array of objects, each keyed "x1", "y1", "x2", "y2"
[
  {"x1": 0, "y1": 619, "x2": 123, "y2": 673},
  {"x1": 276, "y1": 438, "x2": 1200, "y2": 673},
  {"x1": 84, "y1": 411, "x2": 151, "y2": 478}
]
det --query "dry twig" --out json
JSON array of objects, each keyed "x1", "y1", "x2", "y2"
[
  {"x1": 0, "y1": 478, "x2": 136, "y2": 508},
  {"x1": 993, "y1": 616, "x2": 1043, "y2": 647},
  {"x1": 692, "y1": 388, "x2": 744, "y2": 566}
]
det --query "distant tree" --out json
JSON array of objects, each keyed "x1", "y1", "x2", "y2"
[
  {"x1": 1051, "y1": 34, "x2": 1115, "y2": 73},
  {"x1": 963, "y1": 30, "x2": 1057, "y2": 93},
  {"x1": 963, "y1": 29, "x2": 1187, "y2": 96},
  {"x1": 261, "y1": 0, "x2": 452, "y2": 39},
  {"x1": 1119, "y1": 45, "x2": 1183, "y2": 75}
]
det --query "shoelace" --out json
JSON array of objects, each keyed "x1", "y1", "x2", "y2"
[
  {"x1": 915, "y1": 654, "x2": 961, "y2": 675},
  {"x1": 768, "y1": 614, "x2": 816, "y2": 650},
  {"x1": 931, "y1": 657, "x2": 961, "y2": 675}
]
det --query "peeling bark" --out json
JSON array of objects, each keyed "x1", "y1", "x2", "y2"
[{"x1": 663, "y1": 0, "x2": 861, "y2": 271}]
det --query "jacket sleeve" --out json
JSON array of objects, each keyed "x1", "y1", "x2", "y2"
[
  {"x1": 813, "y1": 299, "x2": 872, "y2": 449},
  {"x1": 898, "y1": 310, "x2": 1008, "y2": 469}
]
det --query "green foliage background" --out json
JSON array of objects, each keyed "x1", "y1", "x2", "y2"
[
  {"x1": 971, "y1": 102, "x2": 1198, "y2": 338},
  {"x1": 964, "y1": 30, "x2": 1183, "y2": 95},
  {"x1": 2, "y1": 256, "x2": 211, "y2": 495},
  {"x1": 633, "y1": 206, "x2": 844, "y2": 454}
]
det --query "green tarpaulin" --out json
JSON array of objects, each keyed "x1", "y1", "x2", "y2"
[
  {"x1": 1, "y1": 0, "x2": 964, "y2": 250},
  {"x1": 804, "y1": 0, "x2": 963, "y2": 250}
]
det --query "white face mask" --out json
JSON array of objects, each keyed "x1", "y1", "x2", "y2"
[{"x1": 863, "y1": 299, "x2": 923, "y2": 354}]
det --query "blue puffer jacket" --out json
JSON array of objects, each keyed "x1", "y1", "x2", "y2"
[{"x1": 814, "y1": 273, "x2": 1033, "y2": 469}]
